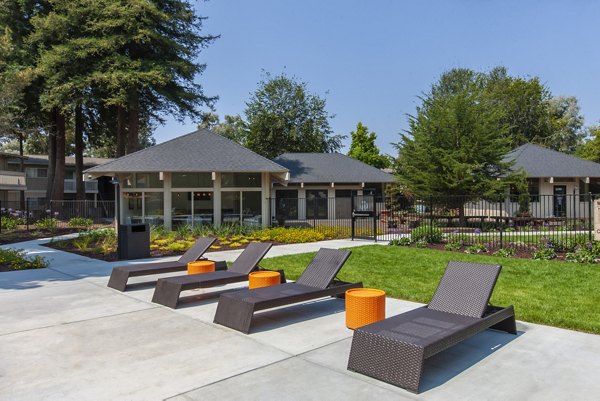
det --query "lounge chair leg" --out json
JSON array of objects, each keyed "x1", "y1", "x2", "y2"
[
  {"x1": 214, "y1": 295, "x2": 255, "y2": 334},
  {"x1": 107, "y1": 268, "x2": 130, "y2": 292},
  {"x1": 348, "y1": 329, "x2": 424, "y2": 393},
  {"x1": 152, "y1": 279, "x2": 183, "y2": 309},
  {"x1": 490, "y1": 314, "x2": 517, "y2": 334},
  {"x1": 277, "y1": 269, "x2": 286, "y2": 283}
]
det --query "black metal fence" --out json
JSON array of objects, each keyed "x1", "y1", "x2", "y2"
[
  {"x1": 0, "y1": 199, "x2": 115, "y2": 233},
  {"x1": 269, "y1": 193, "x2": 596, "y2": 249}
]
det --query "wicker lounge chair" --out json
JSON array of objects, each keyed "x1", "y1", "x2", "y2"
[
  {"x1": 213, "y1": 248, "x2": 362, "y2": 334},
  {"x1": 152, "y1": 242, "x2": 280, "y2": 309},
  {"x1": 347, "y1": 261, "x2": 516, "y2": 393},
  {"x1": 107, "y1": 237, "x2": 226, "y2": 291}
]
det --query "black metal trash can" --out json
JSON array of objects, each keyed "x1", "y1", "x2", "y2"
[{"x1": 118, "y1": 223, "x2": 150, "y2": 260}]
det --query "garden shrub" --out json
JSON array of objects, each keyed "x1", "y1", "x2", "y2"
[
  {"x1": 389, "y1": 237, "x2": 411, "y2": 246},
  {"x1": 67, "y1": 217, "x2": 93, "y2": 230},
  {"x1": 444, "y1": 242, "x2": 462, "y2": 251},
  {"x1": 0, "y1": 248, "x2": 48, "y2": 270},
  {"x1": 410, "y1": 224, "x2": 443, "y2": 243},
  {"x1": 1, "y1": 215, "x2": 24, "y2": 230},
  {"x1": 532, "y1": 247, "x2": 556, "y2": 260},
  {"x1": 464, "y1": 244, "x2": 488, "y2": 254},
  {"x1": 36, "y1": 217, "x2": 57, "y2": 230},
  {"x1": 494, "y1": 247, "x2": 516, "y2": 258},
  {"x1": 565, "y1": 249, "x2": 597, "y2": 264},
  {"x1": 414, "y1": 239, "x2": 428, "y2": 248}
]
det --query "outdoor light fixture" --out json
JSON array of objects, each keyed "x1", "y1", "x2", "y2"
[
  {"x1": 361, "y1": 182, "x2": 365, "y2": 188},
  {"x1": 301, "y1": 182, "x2": 304, "y2": 188},
  {"x1": 331, "y1": 182, "x2": 335, "y2": 188},
  {"x1": 211, "y1": 172, "x2": 216, "y2": 180},
  {"x1": 549, "y1": 177, "x2": 554, "y2": 183},
  {"x1": 159, "y1": 172, "x2": 164, "y2": 180},
  {"x1": 586, "y1": 177, "x2": 590, "y2": 184}
]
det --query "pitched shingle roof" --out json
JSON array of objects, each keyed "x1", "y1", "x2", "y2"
[
  {"x1": 86, "y1": 129, "x2": 288, "y2": 174},
  {"x1": 8, "y1": 155, "x2": 113, "y2": 167},
  {"x1": 505, "y1": 143, "x2": 600, "y2": 177},
  {"x1": 273, "y1": 153, "x2": 395, "y2": 183}
]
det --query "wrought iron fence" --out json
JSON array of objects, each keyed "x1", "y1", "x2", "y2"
[
  {"x1": 0, "y1": 199, "x2": 115, "y2": 234},
  {"x1": 269, "y1": 193, "x2": 595, "y2": 249}
]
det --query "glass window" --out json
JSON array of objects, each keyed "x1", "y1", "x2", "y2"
[
  {"x1": 25, "y1": 168, "x2": 47, "y2": 178},
  {"x1": 64, "y1": 170, "x2": 75, "y2": 180},
  {"x1": 172, "y1": 173, "x2": 213, "y2": 188},
  {"x1": 221, "y1": 191, "x2": 241, "y2": 223},
  {"x1": 275, "y1": 190, "x2": 298, "y2": 220},
  {"x1": 580, "y1": 178, "x2": 600, "y2": 201},
  {"x1": 527, "y1": 178, "x2": 540, "y2": 202},
  {"x1": 193, "y1": 192, "x2": 214, "y2": 225},
  {"x1": 122, "y1": 173, "x2": 134, "y2": 188},
  {"x1": 123, "y1": 192, "x2": 143, "y2": 223},
  {"x1": 221, "y1": 173, "x2": 261, "y2": 188},
  {"x1": 144, "y1": 192, "x2": 164, "y2": 225},
  {"x1": 306, "y1": 190, "x2": 328, "y2": 219},
  {"x1": 135, "y1": 173, "x2": 162, "y2": 188},
  {"x1": 242, "y1": 192, "x2": 262, "y2": 226},
  {"x1": 171, "y1": 192, "x2": 192, "y2": 228}
]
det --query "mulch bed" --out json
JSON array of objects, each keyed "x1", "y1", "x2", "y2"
[
  {"x1": 425, "y1": 243, "x2": 568, "y2": 261},
  {"x1": 42, "y1": 238, "x2": 280, "y2": 262},
  {"x1": 0, "y1": 228, "x2": 81, "y2": 245}
]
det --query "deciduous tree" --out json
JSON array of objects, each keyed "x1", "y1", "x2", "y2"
[{"x1": 245, "y1": 73, "x2": 342, "y2": 159}]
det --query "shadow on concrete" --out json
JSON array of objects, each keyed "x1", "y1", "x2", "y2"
[
  {"x1": 418, "y1": 329, "x2": 524, "y2": 392},
  {"x1": 249, "y1": 297, "x2": 346, "y2": 333}
]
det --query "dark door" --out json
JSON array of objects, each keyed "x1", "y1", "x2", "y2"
[
  {"x1": 553, "y1": 185, "x2": 567, "y2": 217},
  {"x1": 306, "y1": 190, "x2": 328, "y2": 219}
]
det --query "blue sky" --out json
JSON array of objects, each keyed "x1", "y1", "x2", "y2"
[{"x1": 154, "y1": 0, "x2": 600, "y2": 156}]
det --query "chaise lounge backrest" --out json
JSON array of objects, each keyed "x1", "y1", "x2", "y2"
[
  {"x1": 177, "y1": 237, "x2": 217, "y2": 264},
  {"x1": 427, "y1": 261, "x2": 501, "y2": 318},
  {"x1": 229, "y1": 242, "x2": 273, "y2": 274},
  {"x1": 295, "y1": 248, "x2": 352, "y2": 289}
]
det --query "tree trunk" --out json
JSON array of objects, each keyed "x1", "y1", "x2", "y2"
[
  {"x1": 75, "y1": 104, "x2": 85, "y2": 201},
  {"x1": 46, "y1": 110, "x2": 57, "y2": 204},
  {"x1": 116, "y1": 105, "x2": 126, "y2": 157},
  {"x1": 51, "y1": 113, "x2": 66, "y2": 201},
  {"x1": 127, "y1": 89, "x2": 139, "y2": 154}
]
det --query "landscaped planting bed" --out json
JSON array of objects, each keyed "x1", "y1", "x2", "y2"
[
  {"x1": 0, "y1": 248, "x2": 49, "y2": 272},
  {"x1": 44, "y1": 224, "x2": 371, "y2": 261},
  {"x1": 260, "y1": 245, "x2": 600, "y2": 334},
  {"x1": 1, "y1": 215, "x2": 111, "y2": 245},
  {"x1": 388, "y1": 224, "x2": 599, "y2": 264}
]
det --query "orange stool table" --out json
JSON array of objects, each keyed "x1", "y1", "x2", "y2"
[
  {"x1": 345, "y1": 288, "x2": 386, "y2": 329},
  {"x1": 187, "y1": 260, "x2": 215, "y2": 275},
  {"x1": 249, "y1": 271, "x2": 281, "y2": 289}
]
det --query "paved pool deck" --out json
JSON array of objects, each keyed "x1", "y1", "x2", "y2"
[{"x1": 0, "y1": 237, "x2": 599, "y2": 400}]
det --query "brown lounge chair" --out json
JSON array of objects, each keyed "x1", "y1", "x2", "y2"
[
  {"x1": 213, "y1": 248, "x2": 362, "y2": 334},
  {"x1": 347, "y1": 261, "x2": 516, "y2": 394},
  {"x1": 151, "y1": 242, "x2": 280, "y2": 309},
  {"x1": 107, "y1": 237, "x2": 226, "y2": 291}
]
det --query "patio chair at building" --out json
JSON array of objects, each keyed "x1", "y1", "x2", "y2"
[
  {"x1": 107, "y1": 237, "x2": 226, "y2": 291},
  {"x1": 213, "y1": 248, "x2": 362, "y2": 334},
  {"x1": 151, "y1": 242, "x2": 279, "y2": 309},
  {"x1": 347, "y1": 261, "x2": 516, "y2": 393}
]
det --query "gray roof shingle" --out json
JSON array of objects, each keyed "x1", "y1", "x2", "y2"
[
  {"x1": 273, "y1": 153, "x2": 395, "y2": 183},
  {"x1": 86, "y1": 129, "x2": 288, "y2": 174},
  {"x1": 505, "y1": 143, "x2": 600, "y2": 177}
]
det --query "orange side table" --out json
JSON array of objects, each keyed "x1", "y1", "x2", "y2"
[
  {"x1": 345, "y1": 288, "x2": 386, "y2": 329},
  {"x1": 187, "y1": 260, "x2": 215, "y2": 275},
  {"x1": 249, "y1": 271, "x2": 281, "y2": 289}
]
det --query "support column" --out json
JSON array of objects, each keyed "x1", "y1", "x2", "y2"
[
  {"x1": 213, "y1": 172, "x2": 221, "y2": 226},
  {"x1": 298, "y1": 188, "x2": 306, "y2": 220},
  {"x1": 163, "y1": 172, "x2": 172, "y2": 230},
  {"x1": 261, "y1": 172, "x2": 270, "y2": 228},
  {"x1": 328, "y1": 187, "x2": 335, "y2": 220}
]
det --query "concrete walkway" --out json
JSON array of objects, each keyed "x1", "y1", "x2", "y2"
[{"x1": 0, "y1": 237, "x2": 599, "y2": 400}]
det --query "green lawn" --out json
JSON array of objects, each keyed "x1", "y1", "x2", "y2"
[{"x1": 260, "y1": 245, "x2": 600, "y2": 334}]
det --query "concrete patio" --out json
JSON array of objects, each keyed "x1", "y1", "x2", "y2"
[{"x1": 1, "y1": 237, "x2": 599, "y2": 400}]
